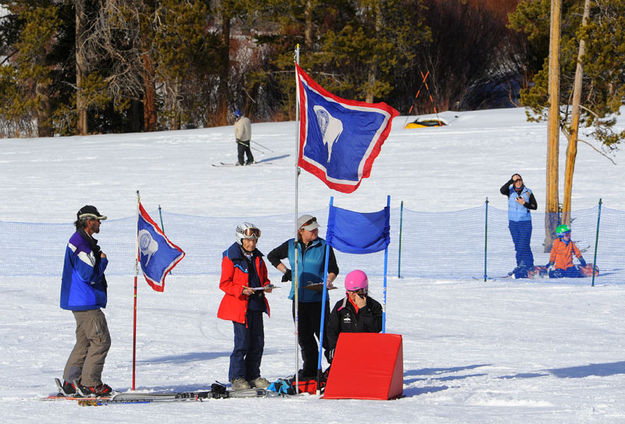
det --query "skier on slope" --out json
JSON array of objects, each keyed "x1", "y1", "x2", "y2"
[
  {"x1": 234, "y1": 109, "x2": 254, "y2": 165},
  {"x1": 217, "y1": 223, "x2": 273, "y2": 391},
  {"x1": 59, "y1": 205, "x2": 113, "y2": 396}
]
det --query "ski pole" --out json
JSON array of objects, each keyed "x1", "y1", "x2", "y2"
[
  {"x1": 251, "y1": 140, "x2": 274, "y2": 153},
  {"x1": 237, "y1": 140, "x2": 265, "y2": 155},
  {"x1": 484, "y1": 197, "x2": 489, "y2": 282}
]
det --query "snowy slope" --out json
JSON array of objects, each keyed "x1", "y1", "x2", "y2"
[{"x1": 1, "y1": 108, "x2": 624, "y2": 423}]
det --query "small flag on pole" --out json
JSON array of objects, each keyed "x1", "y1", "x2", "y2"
[
  {"x1": 137, "y1": 202, "x2": 185, "y2": 292},
  {"x1": 326, "y1": 204, "x2": 391, "y2": 254},
  {"x1": 296, "y1": 64, "x2": 399, "y2": 193}
]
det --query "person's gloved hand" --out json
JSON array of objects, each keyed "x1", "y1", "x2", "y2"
[
  {"x1": 281, "y1": 269, "x2": 292, "y2": 282},
  {"x1": 546, "y1": 262, "x2": 554, "y2": 271},
  {"x1": 579, "y1": 257, "x2": 587, "y2": 267}
]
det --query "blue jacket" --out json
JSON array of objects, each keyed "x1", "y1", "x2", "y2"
[
  {"x1": 506, "y1": 186, "x2": 533, "y2": 222},
  {"x1": 286, "y1": 238, "x2": 329, "y2": 302},
  {"x1": 60, "y1": 231, "x2": 108, "y2": 311}
]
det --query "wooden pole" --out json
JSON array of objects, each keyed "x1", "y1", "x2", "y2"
[
  {"x1": 545, "y1": 0, "x2": 562, "y2": 253},
  {"x1": 562, "y1": 0, "x2": 591, "y2": 226}
]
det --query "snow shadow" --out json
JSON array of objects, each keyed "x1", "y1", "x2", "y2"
[
  {"x1": 139, "y1": 350, "x2": 230, "y2": 364},
  {"x1": 403, "y1": 364, "x2": 491, "y2": 396},
  {"x1": 499, "y1": 361, "x2": 625, "y2": 380},
  {"x1": 256, "y1": 153, "x2": 290, "y2": 163},
  {"x1": 547, "y1": 361, "x2": 625, "y2": 378}
]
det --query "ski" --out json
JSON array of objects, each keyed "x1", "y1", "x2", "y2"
[
  {"x1": 44, "y1": 380, "x2": 281, "y2": 405},
  {"x1": 212, "y1": 161, "x2": 271, "y2": 167}
]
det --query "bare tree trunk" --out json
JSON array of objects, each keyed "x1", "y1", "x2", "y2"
[
  {"x1": 36, "y1": 82, "x2": 53, "y2": 137},
  {"x1": 304, "y1": 0, "x2": 315, "y2": 48},
  {"x1": 142, "y1": 51, "x2": 157, "y2": 131},
  {"x1": 562, "y1": 0, "x2": 591, "y2": 226},
  {"x1": 365, "y1": 2, "x2": 382, "y2": 103},
  {"x1": 215, "y1": 11, "x2": 231, "y2": 127},
  {"x1": 75, "y1": 0, "x2": 88, "y2": 135},
  {"x1": 545, "y1": 0, "x2": 561, "y2": 253}
]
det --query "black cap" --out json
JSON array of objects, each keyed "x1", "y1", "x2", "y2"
[{"x1": 77, "y1": 205, "x2": 107, "y2": 221}]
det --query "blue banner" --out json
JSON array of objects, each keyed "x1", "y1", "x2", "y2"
[{"x1": 326, "y1": 205, "x2": 390, "y2": 254}]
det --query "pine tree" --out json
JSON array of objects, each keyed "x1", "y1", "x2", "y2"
[
  {"x1": 0, "y1": 2, "x2": 62, "y2": 137},
  {"x1": 509, "y1": 0, "x2": 625, "y2": 151}
]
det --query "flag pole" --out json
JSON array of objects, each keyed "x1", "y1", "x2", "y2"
[
  {"x1": 317, "y1": 196, "x2": 333, "y2": 393},
  {"x1": 382, "y1": 195, "x2": 390, "y2": 333},
  {"x1": 133, "y1": 190, "x2": 140, "y2": 391},
  {"x1": 293, "y1": 44, "x2": 301, "y2": 392}
]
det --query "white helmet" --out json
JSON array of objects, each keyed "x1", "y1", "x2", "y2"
[{"x1": 236, "y1": 222, "x2": 261, "y2": 245}]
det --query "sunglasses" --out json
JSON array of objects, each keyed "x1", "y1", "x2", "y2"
[
  {"x1": 513, "y1": 178, "x2": 523, "y2": 183},
  {"x1": 301, "y1": 217, "x2": 317, "y2": 228},
  {"x1": 242, "y1": 228, "x2": 261, "y2": 238},
  {"x1": 348, "y1": 288, "x2": 368, "y2": 297}
]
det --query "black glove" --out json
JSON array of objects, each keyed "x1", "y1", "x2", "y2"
[
  {"x1": 281, "y1": 269, "x2": 292, "y2": 282},
  {"x1": 579, "y1": 257, "x2": 587, "y2": 267}
]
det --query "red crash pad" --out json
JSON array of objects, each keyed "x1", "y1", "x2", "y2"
[{"x1": 323, "y1": 333, "x2": 403, "y2": 400}]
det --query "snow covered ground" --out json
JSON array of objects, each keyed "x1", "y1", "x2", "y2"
[{"x1": 1, "y1": 107, "x2": 624, "y2": 422}]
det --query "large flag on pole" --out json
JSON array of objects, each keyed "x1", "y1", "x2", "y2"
[
  {"x1": 137, "y1": 202, "x2": 185, "y2": 292},
  {"x1": 296, "y1": 64, "x2": 399, "y2": 193}
]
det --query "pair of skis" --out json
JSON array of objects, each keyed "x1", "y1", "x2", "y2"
[{"x1": 46, "y1": 378, "x2": 275, "y2": 405}]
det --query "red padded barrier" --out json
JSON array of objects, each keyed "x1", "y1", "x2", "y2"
[{"x1": 323, "y1": 333, "x2": 403, "y2": 400}]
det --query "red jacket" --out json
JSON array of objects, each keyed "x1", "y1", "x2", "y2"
[{"x1": 217, "y1": 243, "x2": 271, "y2": 324}]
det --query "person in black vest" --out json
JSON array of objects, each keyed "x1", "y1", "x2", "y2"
[{"x1": 326, "y1": 270, "x2": 383, "y2": 363}]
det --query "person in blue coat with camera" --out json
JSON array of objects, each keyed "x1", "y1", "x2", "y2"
[{"x1": 500, "y1": 174, "x2": 538, "y2": 278}]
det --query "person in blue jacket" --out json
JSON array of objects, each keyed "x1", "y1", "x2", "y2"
[
  {"x1": 267, "y1": 214, "x2": 339, "y2": 379},
  {"x1": 60, "y1": 205, "x2": 112, "y2": 396},
  {"x1": 500, "y1": 174, "x2": 538, "y2": 278}
]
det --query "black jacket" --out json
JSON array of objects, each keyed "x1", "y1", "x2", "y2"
[{"x1": 326, "y1": 295, "x2": 383, "y2": 361}]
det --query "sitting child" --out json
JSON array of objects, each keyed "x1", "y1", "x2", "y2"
[
  {"x1": 325, "y1": 270, "x2": 383, "y2": 363},
  {"x1": 546, "y1": 224, "x2": 587, "y2": 278}
]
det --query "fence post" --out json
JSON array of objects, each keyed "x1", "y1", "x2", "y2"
[
  {"x1": 591, "y1": 198, "x2": 602, "y2": 287},
  {"x1": 484, "y1": 197, "x2": 489, "y2": 281},
  {"x1": 397, "y1": 200, "x2": 404, "y2": 278}
]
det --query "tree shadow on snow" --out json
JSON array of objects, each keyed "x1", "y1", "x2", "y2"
[
  {"x1": 139, "y1": 350, "x2": 230, "y2": 364},
  {"x1": 402, "y1": 364, "x2": 491, "y2": 397},
  {"x1": 499, "y1": 361, "x2": 625, "y2": 380},
  {"x1": 548, "y1": 361, "x2": 625, "y2": 378}
]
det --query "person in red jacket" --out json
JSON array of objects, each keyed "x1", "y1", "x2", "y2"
[{"x1": 218, "y1": 223, "x2": 273, "y2": 390}]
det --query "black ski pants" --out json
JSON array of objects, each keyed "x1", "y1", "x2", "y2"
[
  {"x1": 237, "y1": 140, "x2": 254, "y2": 165},
  {"x1": 292, "y1": 300, "x2": 330, "y2": 378}
]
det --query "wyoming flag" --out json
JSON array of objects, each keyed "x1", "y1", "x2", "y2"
[{"x1": 296, "y1": 64, "x2": 398, "y2": 193}]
